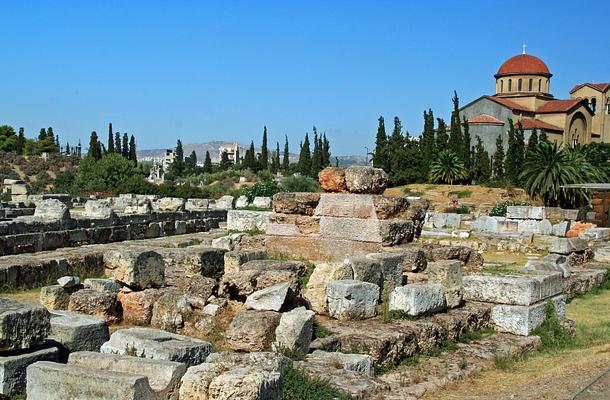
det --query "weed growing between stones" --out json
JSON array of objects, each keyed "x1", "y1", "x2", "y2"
[
  {"x1": 448, "y1": 190, "x2": 473, "y2": 198},
  {"x1": 280, "y1": 367, "x2": 352, "y2": 400},
  {"x1": 8, "y1": 392, "x2": 25, "y2": 400},
  {"x1": 379, "y1": 287, "x2": 413, "y2": 323},
  {"x1": 532, "y1": 300, "x2": 572, "y2": 352},
  {"x1": 275, "y1": 345, "x2": 306, "y2": 361},
  {"x1": 458, "y1": 327, "x2": 495, "y2": 343},
  {"x1": 423, "y1": 339, "x2": 458, "y2": 357},
  {"x1": 298, "y1": 260, "x2": 316, "y2": 288},
  {"x1": 225, "y1": 228, "x2": 264, "y2": 236},
  {"x1": 312, "y1": 320, "x2": 332, "y2": 339}
]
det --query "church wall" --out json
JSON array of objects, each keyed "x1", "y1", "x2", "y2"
[
  {"x1": 496, "y1": 74, "x2": 550, "y2": 96},
  {"x1": 468, "y1": 124, "x2": 505, "y2": 156},
  {"x1": 570, "y1": 86, "x2": 609, "y2": 139},
  {"x1": 459, "y1": 97, "x2": 513, "y2": 154}
]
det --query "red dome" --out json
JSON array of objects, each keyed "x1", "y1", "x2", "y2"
[{"x1": 496, "y1": 54, "x2": 551, "y2": 77}]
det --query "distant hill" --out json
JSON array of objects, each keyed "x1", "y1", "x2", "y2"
[{"x1": 138, "y1": 141, "x2": 368, "y2": 166}]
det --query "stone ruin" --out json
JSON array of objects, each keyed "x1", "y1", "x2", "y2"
[{"x1": 1, "y1": 166, "x2": 610, "y2": 399}]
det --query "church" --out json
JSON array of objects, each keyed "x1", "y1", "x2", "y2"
[{"x1": 459, "y1": 51, "x2": 610, "y2": 155}]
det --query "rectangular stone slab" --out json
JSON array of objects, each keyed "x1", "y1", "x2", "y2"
[
  {"x1": 49, "y1": 311, "x2": 110, "y2": 353},
  {"x1": 0, "y1": 298, "x2": 50, "y2": 351},
  {"x1": 491, "y1": 294, "x2": 566, "y2": 336},
  {"x1": 463, "y1": 272, "x2": 563, "y2": 306},
  {"x1": 0, "y1": 343, "x2": 59, "y2": 396},
  {"x1": 26, "y1": 361, "x2": 156, "y2": 400}
]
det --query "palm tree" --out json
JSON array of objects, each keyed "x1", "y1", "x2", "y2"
[
  {"x1": 429, "y1": 150, "x2": 468, "y2": 184},
  {"x1": 520, "y1": 141, "x2": 603, "y2": 207}
]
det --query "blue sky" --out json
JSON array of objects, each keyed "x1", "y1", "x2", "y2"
[{"x1": 2, "y1": 1, "x2": 609, "y2": 156}]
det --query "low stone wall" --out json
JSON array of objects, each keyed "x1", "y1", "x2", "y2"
[{"x1": 0, "y1": 210, "x2": 226, "y2": 256}]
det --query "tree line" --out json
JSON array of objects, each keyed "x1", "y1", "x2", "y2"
[
  {"x1": 86, "y1": 123, "x2": 137, "y2": 163},
  {"x1": 0, "y1": 125, "x2": 72, "y2": 156}
]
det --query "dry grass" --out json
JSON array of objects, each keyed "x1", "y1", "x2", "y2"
[{"x1": 426, "y1": 282, "x2": 610, "y2": 399}]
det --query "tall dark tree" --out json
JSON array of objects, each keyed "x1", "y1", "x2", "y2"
[
  {"x1": 65, "y1": 142, "x2": 71, "y2": 156},
  {"x1": 528, "y1": 128, "x2": 539, "y2": 149},
  {"x1": 435, "y1": 118, "x2": 448, "y2": 151},
  {"x1": 114, "y1": 132, "x2": 121, "y2": 153},
  {"x1": 243, "y1": 141, "x2": 256, "y2": 171},
  {"x1": 234, "y1": 147, "x2": 240, "y2": 167},
  {"x1": 260, "y1": 126, "x2": 269, "y2": 170},
  {"x1": 129, "y1": 135, "x2": 137, "y2": 162},
  {"x1": 461, "y1": 117, "x2": 472, "y2": 176},
  {"x1": 282, "y1": 135, "x2": 290, "y2": 173},
  {"x1": 107, "y1": 123, "x2": 114, "y2": 153},
  {"x1": 448, "y1": 91, "x2": 463, "y2": 156},
  {"x1": 39, "y1": 128, "x2": 47, "y2": 141},
  {"x1": 219, "y1": 151, "x2": 231, "y2": 171},
  {"x1": 505, "y1": 120, "x2": 525, "y2": 184},
  {"x1": 311, "y1": 128, "x2": 321, "y2": 177},
  {"x1": 16, "y1": 127, "x2": 25, "y2": 155},
  {"x1": 203, "y1": 151, "x2": 213, "y2": 173},
  {"x1": 539, "y1": 129, "x2": 548, "y2": 143},
  {"x1": 492, "y1": 134, "x2": 505, "y2": 180},
  {"x1": 372, "y1": 116, "x2": 388, "y2": 170},
  {"x1": 272, "y1": 142, "x2": 280, "y2": 174},
  {"x1": 322, "y1": 133, "x2": 330, "y2": 167},
  {"x1": 421, "y1": 109, "x2": 436, "y2": 174},
  {"x1": 171, "y1": 139, "x2": 185, "y2": 176},
  {"x1": 47, "y1": 127, "x2": 54, "y2": 141},
  {"x1": 472, "y1": 136, "x2": 491, "y2": 182},
  {"x1": 298, "y1": 132, "x2": 312, "y2": 176},
  {"x1": 122, "y1": 133, "x2": 129, "y2": 158},
  {"x1": 386, "y1": 116, "x2": 405, "y2": 178},
  {"x1": 87, "y1": 131, "x2": 102, "y2": 160}
]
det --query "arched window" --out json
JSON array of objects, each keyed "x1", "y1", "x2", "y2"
[
  {"x1": 529, "y1": 79, "x2": 533, "y2": 91},
  {"x1": 538, "y1": 79, "x2": 542, "y2": 91},
  {"x1": 508, "y1": 79, "x2": 512, "y2": 92},
  {"x1": 518, "y1": 79, "x2": 522, "y2": 91},
  {"x1": 500, "y1": 80, "x2": 504, "y2": 92},
  {"x1": 591, "y1": 98, "x2": 597, "y2": 114}
]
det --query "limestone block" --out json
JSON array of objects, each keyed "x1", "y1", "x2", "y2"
[
  {"x1": 0, "y1": 342, "x2": 59, "y2": 396},
  {"x1": 100, "y1": 327, "x2": 211, "y2": 366},
  {"x1": 580, "y1": 227, "x2": 610, "y2": 241},
  {"x1": 307, "y1": 350, "x2": 373, "y2": 376},
  {"x1": 185, "y1": 198, "x2": 209, "y2": 211},
  {"x1": 214, "y1": 195, "x2": 235, "y2": 210},
  {"x1": 343, "y1": 256, "x2": 383, "y2": 292},
  {"x1": 219, "y1": 259, "x2": 305, "y2": 298},
  {"x1": 266, "y1": 213, "x2": 320, "y2": 236},
  {"x1": 160, "y1": 246, "x2": 226, "y2": 278},
  {"x1": 344, "y1": 166, "x2": 388, "y2": 194},
  {"x1": 68, "y1": 351, "x2": 186, "y2": 400},
  {"x1": 548, "y1": 237, "x2": 588, "y2": 255},
  {"x1": 40, "y1": 285, "x2": 76, "y2": 310},
  {"x1": 224, "y1": 250, "x2": 267, "y2": 275},
  {"x1": 517, "y1": 219, "x2": 552, "y2": 235},
  {"x1": 67, "y1": 289, "x2": 121, "y2": 323},
  {"x1": 593, "y1": 246, "x2": 610, "y2": 263},
  {"x1": 523, "y1": 260, "x2": 571, "y2": 278},
  {"x1": 225, "y1": 310, "x2": 281, "y2": 352},
  {"x1": 427, "y1": 260, "x2": 463, "y2": 308},
  {"x1": 118, "y1": 289, "x2": 164, "y2": 325},
  {"x1": 158, "y1": 197, "x2": 185, "y2": 212},
  {"x1": 150, "y1": 290, "x2": 194, "y2": 331},
  {"x1": 245, "y1": 281, "x2": 291, "y2": 311},
  {"x1": 33, "y1": 199, "x2": 69, "y2": 221},
  {"x1": 424, "y1": 212, "x2": 461, "y2": 229},
  {"x1": 462, "y1": 272, "x2": 563, "y2": 305},
  {"x1": 235, "y1": 195, "x2": 250, "y2": 208},
  {"x1": 26, "y1": 361, "x2": 156, "y2": 400},
  {"x1": 326, "y1": 280, "x2": 379, "y2": 320},
  {"x1": 319, "y1": 216, "x2": 413, "y2": 245},
  {"x1": 303, "y1": 262, "x2": 353, "y2": 314},
  {"x1": 84, "y1": 278, "x2": 122, "y2": 294},
  {"x1": 373, "y1": 195, "x2": 426, "y2": 220},
  {"x1": 551, "y1": 221, "x2": 570, "y2": 237},
  {"x1": 398, "y1": 247, "x2": 428, "y2": 272},
  {"x1": 388, "y1": 283, "x2": 446, "y2": 317},
  {"x1": 104, "y1": 248, "x2": 165, "y2": 289},
  {"x1": 226, "y1": 209, "x2": 270, "y2": 231},
  {"x1": 57, "y1": 275, "x2": 80, "y2": 288},
  {"x1": 0, "y1": 298, "x2": 50, "y2": 351},
  {"x1": 314, "y1": 194, "x2": 375, "y2": 219},
  {"x1": 84, "y1": 199, "x2": 117, "y2": 219},
  {"x1": 319, "y1": 167, "x2": 348, "y2": 192},
  {"x1": 365, "y1": 252, "x2": 405, "y2": 291},
  {"x1": 272, "y1": 306, "x2": 315, "y2": 354},
  {"x1": 272, "y1": 192, "x2": 321, "y2": 216},
  {"x1": 48, "y1": 311, "x2": 109, "y2": 353},
  {"x1": 212, "y1": 232, "x2": 244, "y2": 250},
  {"x1": 529, "y1": 206, "x2": 545, "y2": 220},
  {"x1": 491, "y1": 294, "x2": 566, "y2": 336},
  {"x1": 252, "y1": 196, "x2": 272, "y2": 209},
  {"x1": 506, "y1": 206, "x2": 529, "y2": 219},
  {"x1": 471, "y1": 216, "x2": 503, "y2": 232},
  {"x1": 497, "y1": 219, "x2": 519, "y2": 232}
]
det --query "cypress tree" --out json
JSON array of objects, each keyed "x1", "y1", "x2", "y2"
[
  {"x1": 514, "y1": 121, "x2": 525, "y2": 182},
  {"x1": 492, "y1": 134, "x2": 505, "y2": 180},
  {"x1": 372, "y1": 116, "x2": 388, "y2": 171},
  {"x1": 108, "y1": 123, "x2": 114, "y2": 152},
  {"x1": 298, "y1": 132, "x2": 312, "y2": 176},
  {"x1": 16, "y1": 128, "x2": 25, "y2": 155},
  {"x1": 461, "y1": 117, "x2": 472, "y2": 176},
  {"x1": 448, "y1": 91, "x2": 463, "y2": 156},
  {"x1": 539, "y1": 129, "x2": 548, "y2": 143},
  {"x1": 39, "y1": 128, "x2": 47, "y2": 141},
  {"x1": 114, "y1": 132, "x2": 121, "y2": 153},
  {"x1": 172, "y1": 139, "x2": 185, "y2": 176},
  {"x1": 473, "y1": 136, "x2": 491, "y2": 182},
  {"x1": 87, "y1": 131, "x2": 102, "y2": 160},
  {"x1": 122, "y1": 133, "x2": 129, "y2": 158},
  {"x1": 505, "y1": 119, "x2": 526, "y2": 184},
  {"x1": 203, "y1": 151, "x2": 213, "y2": 173},
  {"x1": 272, "y1": 142, "x2": 280, "y2": 174},
  {"x1": 65, "y1": 142, "x2": 70, "y2": 156},
  {"x1": 260, "y1": 126, "x2": 269, "y2": 170},
  {"x1": 282, "y1": 135, "x2": 289, "y2": 173},
  {"x1": 435, "y1": 118, "x2": 448, "y2": 151},
  {"x1": 528, "y1": 128, "x2": 539, "y2": 149},
  {"x1": 129, "y1": 135, "x2": 137, "y2": 162},
  {"x1": 249, "y1": 141, "x2": 257, "y2": 171},
  {"x1": 421, "y1": 109, "x2": 436, "y2": 171},
  {"x1": 47, "y1": 127, "x2": 54, "y2": 141},
  {"x1": 234, "y1": 147, "x2": 240, "y2": 167},
  {"x1": 311, "y1": 129, "x2": 321, "y2": 177},
  {"x1": 387, "y1": 116, "x2": 404, "y2": 178},
  {"x1": 322, "y1": 133, "x2": 330, "y2": 167},
  {"x1": 219, "y1": 151, "x2": 230, "y2": 171}
]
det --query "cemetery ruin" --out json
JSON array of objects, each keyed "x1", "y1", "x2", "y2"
[{"x1": 1, "y1": 166, "x2": 610, "y2": 399}]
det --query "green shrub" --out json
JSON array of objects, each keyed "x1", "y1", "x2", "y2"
[
  {"x1": 280, "y1": 367, "x2": 352, "y2": 400},
  {"x1": 242, "y1": 181, "x2": 283, "y2": 202},
  {"x1": 532, "y1": 300, "x2": 572, "y2": 351},
  {"x1": 444, "y1": 205, "x2": 470, "y2": 214},
  {"x1": 280, "y1": 175, "x2": 321, "y2": 193},
  {"x1": 448, "y1": 190, "x2": 472, "y2": 198},
  {"x1": 403, "y1": 187, "x2": 424, "y2": 196},
  {"x1": 489, "y1": 200, "x2": 531, "y2": 217}
]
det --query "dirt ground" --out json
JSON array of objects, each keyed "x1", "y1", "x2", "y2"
[{"x1": 385, "y1": 184, "x2": 534, "y2": 213}]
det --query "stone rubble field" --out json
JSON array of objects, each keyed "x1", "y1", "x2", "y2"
[{"x1": 1, "y1": 166, "x2": 610, "y2": 399}]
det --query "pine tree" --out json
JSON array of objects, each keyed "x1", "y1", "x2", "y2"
[
  {"x1": 108, "y1": 123, "x2": 114, "y2": 152},
  {"x1": 461, "y1": 117, "x2": 472, "y2": 176},
  {"x1": 87, "y1": 131, "x2": 102, "y2": 160},
  {"x1": 260, "y1": 126, "x2": 269, "y2": 170},
  {"x1": 473, "y1": 136, "x2": 491, "y2": 182},
  {"x1": 311, "y1": 128, "x2": 321, "y2": 177},
  {"x1": 492, "y1": 134, "x2": 505, "y2": 180},
  {"x1": 372, "y1": 116, "x2": 388, "y2": 171},
  {"x1": 435, "y1": 118, "x2": 448, "y2": 151},
  {"x1": 219, "y1": 151, "x2": 230, "y2": 171},
  {"x1": 129, "y1": 135, "x2": 137, "y2": 162},
  {"x1": 16, "y1": 128, "x2": 25, "y2": 155},
  {"x1": 114, "y1": 132, "x2": 121, "y2": 153},
  {"x1": 282, "y1": 135, "x2": 289, "y2": 173},
  {"x1": 203, "y1": 151, "x2": 213, "y2": 173},
  {"x1": 122, "y1": 133, "x2": 129, "y2": 158},
  {"x1": 39, "y1": 128, "x2": 47, "y2": 141},
  {"x1": 298, "y1": 132, "x2": 312, "y2": 176},
  {"x1": 448, "y1": 91, "x2": 463, "y2": 156}
]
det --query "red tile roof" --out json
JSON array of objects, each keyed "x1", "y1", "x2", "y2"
[
  {"x1": 519, "y1": 118, "x2": 563, "y2": 132},
  {"x1": 467, "y1": 114, "x2": 505, "y2": 125},
  {"x1": 485, "y1": 96, "x2": 532, "y2": 112},
  {"x1": 570, "y1": 83, "x2": 610, "y2": 94},
  {"x1": 496, "y1": 54, "x2": 551, "y2": 77},
  {"x1": 536, "y1": 99, "x2": 584, "y2": 113}
]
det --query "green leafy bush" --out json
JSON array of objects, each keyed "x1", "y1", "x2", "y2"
[
  {"x1": 489, "y1": 200, "x2": 531, "y2": 217},
  {"x1": 280, "y1": 367, "x2": 352, "y2": 400},
  {"x1": 242, "y1": 181, "x2": 283, "y2": 202},
  {"x1": 280, "y1": 175, "x2": 321, "y2": 193},
  {"x1": 444, "y1": 205, "x2": 470, "y2": 214}
]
